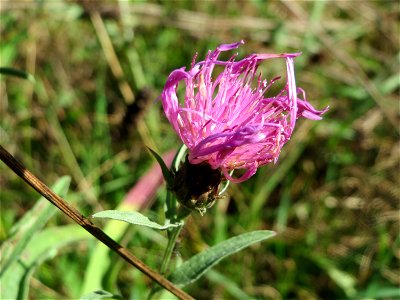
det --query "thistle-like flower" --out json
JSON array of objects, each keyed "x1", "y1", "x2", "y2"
[{"x1": 162, "y1": 40, "x2": 327, "y2": 184}]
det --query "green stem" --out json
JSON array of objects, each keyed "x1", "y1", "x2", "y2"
[
  {"x1": 148, "y1": 205, "x2": 191, "y2": 299},
  {"x1": 159, "y1": 204, "x2": 191, "y2": 275},
  {"x1": 160, "y1": 224, "x2": 183, "y2": 275},
  {"x1": 147, "y1": 225, "x2": 183, "y2": 300}
]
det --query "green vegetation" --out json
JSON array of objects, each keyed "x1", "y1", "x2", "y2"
[{"x1": 1, "y1": 1, "x2": 398, "y2": 299}]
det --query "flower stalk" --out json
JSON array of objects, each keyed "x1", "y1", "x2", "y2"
[{"x1": 159, "y1": 221, "x2": 184, "y2": 276}]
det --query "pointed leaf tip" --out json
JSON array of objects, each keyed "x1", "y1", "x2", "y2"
[{"x1": 147, "y1": 147, "x2": 174, "y2": 187}]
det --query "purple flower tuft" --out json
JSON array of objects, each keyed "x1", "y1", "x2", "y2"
[{"x1": 162, "y1": 41, "x2": 328, "y2": 183}]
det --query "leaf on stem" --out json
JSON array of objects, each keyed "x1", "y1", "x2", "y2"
[
  {"x1": 91, "y1": 210, "x2": 181, "y2": 230},
  {"x1": 169, "y1": 230, "x2": 276, "y2": 287},
  {"x1": 147, "y1": 147, "x2": 173, "y2": 187}
]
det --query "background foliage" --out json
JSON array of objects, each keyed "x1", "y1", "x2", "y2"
[{"x1": 1, "y1": 1, "x2": 399, "y2": 299}]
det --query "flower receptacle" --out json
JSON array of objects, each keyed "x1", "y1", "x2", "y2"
[{"x1": 171, "y1": 158, "x2": 225, "y2": 215}]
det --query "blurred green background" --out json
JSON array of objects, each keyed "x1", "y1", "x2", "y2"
[{"x1": 1, "y1": 1, "x2": 399, "y2": 299}]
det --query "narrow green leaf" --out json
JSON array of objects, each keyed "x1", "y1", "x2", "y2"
[
  {"x1": 0, "y1": 225, "x2": 92, "y2": 300},
  {"x1": 312, "y1": 256, "x2": 356, "y2": 298},
  {"x1": 91, "y1": 210, "x2": 181, "y2": 230},
  {"x1": 80, "y1": 290, "x2": 123, "y2": 300},
  {"x1": 81, "y1": 208, "x2": 168, "y2": 295},
  {"x1": 147, "y1": 147, "x2": 173, "y2": 187},
  {"x1": 169, "y1": 230, "x2": 276, "y2": 287},
  {"x1": 0, "y1": 67, "x2": 35, "y2": 81},
  {"x1": 81, "y1": 206, "x2": 130, "y2": 295},
  {"x1": 0, "y1": 176, "x2": 71, "y2": 277}
]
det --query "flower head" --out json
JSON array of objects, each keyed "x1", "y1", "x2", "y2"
[{"x1": 162, "y1": 40, "x2": 328, "y2": 183}]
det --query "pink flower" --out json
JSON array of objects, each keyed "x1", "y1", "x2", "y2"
[{"x1": 161, "y1": 41, "x2": 328, "y2": 183}]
